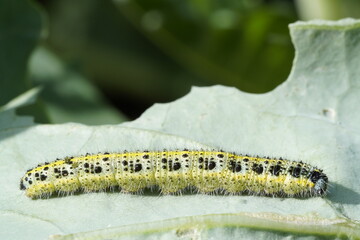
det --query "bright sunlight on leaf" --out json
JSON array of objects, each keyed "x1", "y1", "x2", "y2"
[{"x1": 0, "y1": 1, "x2": 360, "y2": 239}]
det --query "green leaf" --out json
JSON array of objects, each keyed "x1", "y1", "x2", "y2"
[
  {"x1": 0, "y1": 88, "x2": 39, "y2": 131},
  {"x1": 44, "y1": 0, "x2": 296, "y2": 107},
  {"x1": 1, "y1": 19, "x2": 360, "y2": 239},
  {"x1": 28, "y1": 47, "x2": 128, "y2": 125},
  {"x1": 0, "y1": 0, "x2": 42, "y2": 105},
  {"x1": 53, "y1": 213, "x2": 360, "y2": 240},
  {"x1": 0, "y1": 0, "x2": 126, "y2": 125}
]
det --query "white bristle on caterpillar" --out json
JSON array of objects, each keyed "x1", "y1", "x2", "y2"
[{"x1": 20, "y1": 150, "x2": 328, "y2": 199}]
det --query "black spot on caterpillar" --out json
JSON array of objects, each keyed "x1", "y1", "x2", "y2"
[{"x1": 20, "y1": 150, "x2": 328, "y2": 199}]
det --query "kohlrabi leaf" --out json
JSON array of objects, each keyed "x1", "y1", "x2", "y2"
[
  {"x1": 1, "y1": 18, "x2": 360, "y2": 240},
  {"x1": 0, "y1": 0, "x2": 42, "y2": 105},
  {"x1": 28, "y1": 47, "x2": 128, "y2": 125}
]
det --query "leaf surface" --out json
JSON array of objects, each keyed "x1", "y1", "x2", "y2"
[{"x1": 1, "y1": 18, "x2": 360, "y2": 240}]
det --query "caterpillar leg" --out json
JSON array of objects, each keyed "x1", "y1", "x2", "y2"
[
  {"x1": 54, "y1": 177, "x2": 81, "y2": 192},
  {"x1": 159, "y1": 175, "x2": 188, "y2": 194},
  {"x1": 193, "y1": 172, "x2": 222, "y2": 193},
  {"x1": 222, "y1": 175, "x2": 247, "y2": 194},
  {"x1": 117, "y1": 175, "x2": 148, "y2": 192},
  {"x1": 26, "y1": 182, "x2": 56, "y2": 198}
]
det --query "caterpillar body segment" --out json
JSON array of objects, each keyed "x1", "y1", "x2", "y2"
[{"x1": 20, "y1": 150, "x2": 328, "y2": 199}]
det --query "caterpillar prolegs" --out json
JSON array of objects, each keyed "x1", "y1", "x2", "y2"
[{"x1": 20, "y1": 150, "x2": 328, "y2": 199}]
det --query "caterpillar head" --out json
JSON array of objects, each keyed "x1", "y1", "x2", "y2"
[
  {"x1": 20, "y1": 178, "x2": 26, "y2": 190},
  {"x1": 310, "y1": 170, "x2": 328, "y2": 196}
]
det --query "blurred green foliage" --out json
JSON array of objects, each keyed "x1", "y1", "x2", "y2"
[
  {"x1": 295, "y1": 0, "x2": 360, "y2": 20},
  {"x1": 42, "y1": 0, "x2": 297, "y2": 118},
  {"x1": 29, "y1": 47, "x2": 128, "y2": 124},
  {"x1": 2, "y1": 0, "x2": 360, "y2": 122},
  {"x1": 0, "y1": 0, "x2": 126, "y2": 124},
  {"x1": 0, "y1": 0, "x2": 42, "y2": 105}
]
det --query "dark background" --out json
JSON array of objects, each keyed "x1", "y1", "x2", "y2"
[
  {"x1": 41, "y1": 0, "x2": 296, "y2": 119},
  {"x1": 2, "y1": 0, "x2": 359, "y2": 123}
]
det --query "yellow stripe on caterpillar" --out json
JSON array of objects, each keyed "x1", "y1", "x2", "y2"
[{"x1": 20, "y1": 150, "x2": 328, "y2": 199}]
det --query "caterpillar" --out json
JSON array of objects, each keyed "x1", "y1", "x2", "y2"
[{"x1": 20, "y1": 150, "x2": 328, "y2": 199}]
